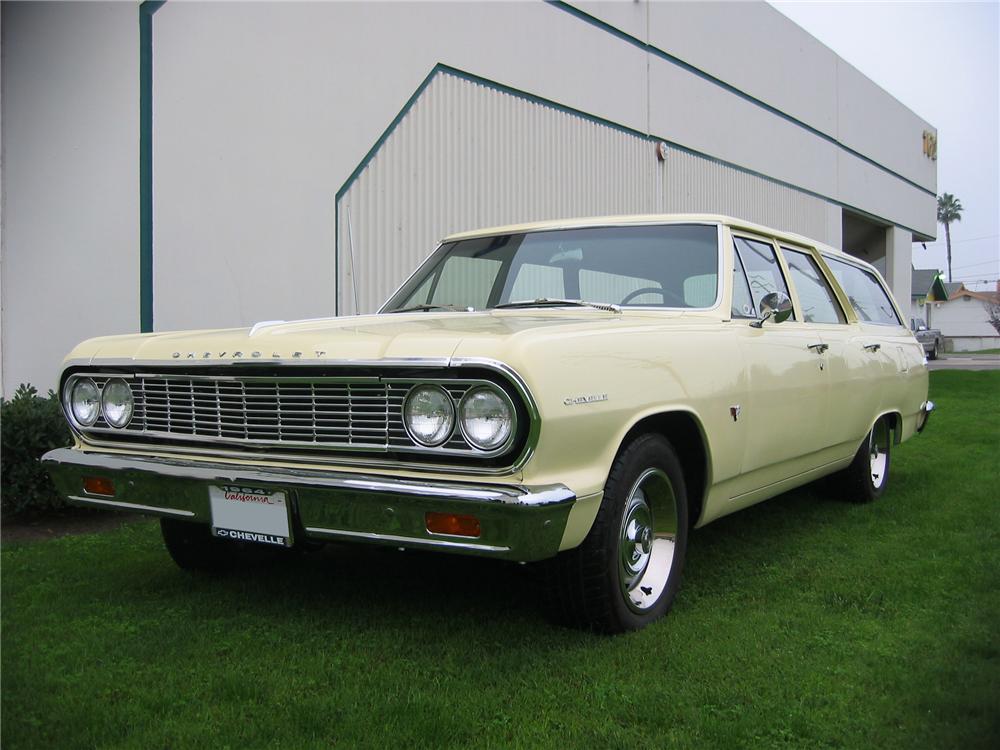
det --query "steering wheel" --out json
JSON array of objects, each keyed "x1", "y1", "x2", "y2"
[{"x1": 619, "y1": 287, "x2": 685, "y2": 306}]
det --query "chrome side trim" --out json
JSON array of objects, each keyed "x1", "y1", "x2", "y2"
[
  {"x1": 66, "y1": 495, "x2": 195, "y2": 517},
  {"x1": 303, "y1": 526, "x2": 510, "y2": 553}
]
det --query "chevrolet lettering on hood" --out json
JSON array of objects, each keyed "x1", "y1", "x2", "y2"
[
  {"x1": 42, "y1": 214, "x2": 933, "y2": 634},
  {"x1": 172, "y1": 350, "x2": 308, "y2": 359}
]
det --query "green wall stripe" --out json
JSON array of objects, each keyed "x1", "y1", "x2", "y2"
[
  {"x1": 334, "y1": 63, "x2": 929, "y2": 260},
  {"x1": 546, "y1": 0, "x2": 936, "y2": 200},
  {"x1": 139, "y1": 1, "x2": 165, "y2": 333}
]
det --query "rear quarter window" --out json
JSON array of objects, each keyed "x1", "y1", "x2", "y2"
[{"x1": 825, "y1": 257, "x2": 902, "y2": 326}]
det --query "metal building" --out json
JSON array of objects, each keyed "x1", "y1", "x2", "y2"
[{"x1": 1, "y1": 1, "x2": 938, "y2": 395}]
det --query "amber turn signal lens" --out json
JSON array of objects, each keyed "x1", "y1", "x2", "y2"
[
  {"x1": 425, "y1": 512, "x2": 481, "y2": 538},
  {"x1": 83, "y1": 476, "x2": 115, "y2": 497}
]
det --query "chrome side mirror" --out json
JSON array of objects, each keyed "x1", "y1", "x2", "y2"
[{"x1": 750, "y1": 292, "x2": 793, "y2": 328}]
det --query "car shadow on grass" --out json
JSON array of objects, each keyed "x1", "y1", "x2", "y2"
[{"x1": 122, "y1": 478, "x2": 864, "y2": 636}]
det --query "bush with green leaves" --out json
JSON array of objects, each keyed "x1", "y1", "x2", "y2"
[{"x1": 1, "y1": 384, "x2": 73, "y2": 516}]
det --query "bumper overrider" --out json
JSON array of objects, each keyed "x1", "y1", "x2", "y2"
[
  {"x1": 917, "y1": 400, "x2": 935, "y2": 433},
  {"x1": 41, "y1": 448, "x2": 576, "y2": 562}
]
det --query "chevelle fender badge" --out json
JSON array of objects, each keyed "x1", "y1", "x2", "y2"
[{"x1": 564, "y1": 393, "x2": 608, "y2": 406}]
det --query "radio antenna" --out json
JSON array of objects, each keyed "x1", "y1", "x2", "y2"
[{"x1": 346, "y1": 204, "x2": 361, "y2": 316}]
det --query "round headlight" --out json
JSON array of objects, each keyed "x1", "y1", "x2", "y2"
[
  {"x1": 403, "y1": 385, "x2": 455, "y2": 447},
  {"x1": 459, "y1": 387, "x2": 513, "y2": 451},
  {"x1": 101, "y1": 378, "x2": 134, "y2": 428},
  {"x1": 69, "y1": 378, "x2": 101, "y2": 426}
]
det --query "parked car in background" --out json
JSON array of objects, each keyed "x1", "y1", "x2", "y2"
[
  {"x1": 43, "y1": 215, "x2": 933, "y2": 633},
  {"x1": 910, "y1": 318, "x2": 944, "y2": 359}
]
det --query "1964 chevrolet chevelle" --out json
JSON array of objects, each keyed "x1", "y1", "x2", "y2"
[{"x1": 44, "y1": 214, "x2": 933, "y2": 633}]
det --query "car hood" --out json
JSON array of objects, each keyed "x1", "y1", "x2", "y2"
[{"x1": 66, "y1": 309, "x2": 689, "y2": 366}]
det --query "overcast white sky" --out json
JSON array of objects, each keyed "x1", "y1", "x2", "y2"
[{"x1": 770, "y1": 0, "x2": 999, "y2": 290}]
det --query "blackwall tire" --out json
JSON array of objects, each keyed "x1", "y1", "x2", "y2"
[
  {"x1": 840, "y1": 416, "x2": 892, "y2": 504},
  {"x1": 542, "y1": 434, "x2": 689, "y2": 634}
]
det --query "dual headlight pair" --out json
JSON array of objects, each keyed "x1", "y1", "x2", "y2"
[
  {"x1": 404, "y1": 384, "x2": 514, "y2": 451},
  {"x1": 66, "y1": 377, "x2": 133, "y2": 428}
]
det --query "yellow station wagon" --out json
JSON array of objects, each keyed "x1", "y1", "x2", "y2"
[{"x1": 44, "y1": 214, "x2": 934, "y2": 633}]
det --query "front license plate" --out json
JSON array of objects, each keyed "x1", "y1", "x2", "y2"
[{"x1": 209, "y1": 485, "x2": 291, "y2": 546}]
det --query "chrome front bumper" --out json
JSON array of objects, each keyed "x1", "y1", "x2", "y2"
[
  {"x1": 41, "y1": 448, "x2": 575, "y2": 562},
  {"x1": 917, "y1": 400, "x2": 935, "y2": 433}
]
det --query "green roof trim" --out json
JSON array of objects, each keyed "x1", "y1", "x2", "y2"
[
  {"x1": 546, "y1": 0, "x2": 936, "y2": 200},
  {"x1": 139, "y1": 0, "x2": 166, "y2": 333}
]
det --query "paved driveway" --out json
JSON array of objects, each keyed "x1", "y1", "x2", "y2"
[{"x1": 927, "y1": 355, "x2": 1000, "y2": 371}]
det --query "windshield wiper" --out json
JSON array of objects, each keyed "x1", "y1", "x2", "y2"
[
  {"x1": 493, "y1": 298, "x2": 621, "y2": 313},
  {"x1": 386, "y1": 303, "x2": 470, "y2": 314}
]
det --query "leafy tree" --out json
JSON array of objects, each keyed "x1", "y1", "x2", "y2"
[{"x1": 937, "y1": 193, "x2": 964, "y2": 282}]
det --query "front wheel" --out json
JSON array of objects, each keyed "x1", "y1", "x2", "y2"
[
  {"x1": 542, "y1": 434, "x2": 689, "y2": 634},
  {"x1": 839, "y1": 416, "x2": 892, "y2": 503}
]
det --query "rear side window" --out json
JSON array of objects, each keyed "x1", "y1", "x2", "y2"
[
  {"x1": 825, "y1": 257, "x2": 902, "y2": 326},
  {"x1": 733, "y1": 237, "x2": 795, "y2": 321},
  {"x1": 782, "y1": 248, "x2": 845, "y2": 324}
]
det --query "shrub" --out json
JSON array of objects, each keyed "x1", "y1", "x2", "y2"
[{"x1": 1, "y1": 384, "x2": 73, "y2": 517}]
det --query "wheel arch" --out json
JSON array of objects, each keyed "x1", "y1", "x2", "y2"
[
  {"x1": 615, "y1": 409, "x2": 711, "y2": 528},
  {"x1": 875, "y1": 410, "x2": 903, "y2": 446}
]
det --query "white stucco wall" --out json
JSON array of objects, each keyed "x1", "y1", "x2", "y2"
[
  {"x1": 1, "y1": 1, "x2": 139, "y2": 395},
  {"x1": 1, "y1": 0, "x2": 938, "y2": 395},
  {"x1": 929, "y1": 295, "x2": 1000, "y2": 350}
]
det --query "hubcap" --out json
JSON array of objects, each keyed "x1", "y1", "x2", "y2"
[
  {"x1": 869, "y1": 419, "x2": 890, "y2": 489},
  {"x1": 618, "y1": 468, "x2": 678, "y2": 612}
]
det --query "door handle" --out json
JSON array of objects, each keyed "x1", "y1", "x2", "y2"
[
  {"x1": 863, "y1": 343, "x2": 881, "y2": 353},
  {"x1": 807, "y1": 343, "x2": 829, "y2": 354}
]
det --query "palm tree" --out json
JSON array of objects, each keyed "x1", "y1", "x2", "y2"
[{"x1": 937, "y1": 193, "x2": 964, "y2": 282}]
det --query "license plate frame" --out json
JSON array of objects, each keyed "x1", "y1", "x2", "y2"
[{"x1": 209, "y1": 484, "x2": 292, "y2": 547}]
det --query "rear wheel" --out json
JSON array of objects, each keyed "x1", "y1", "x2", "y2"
[
  {"x1": 542, "y1": 434, "x2": 689, "y2": 633},
  {"x1": 840, "y1": 416, "x2": 892, "y2": 503},
  {"x1": 928, "y1": 342, "x2": 939, "y2": 360}
]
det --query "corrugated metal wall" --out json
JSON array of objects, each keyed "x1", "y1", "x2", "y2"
[
  {"x1": 337, "y1": 70, "x2": 834, "y2": 314},
  {"x1": 662, "y1": 147, "x2": 830, "y2": 241},
  {"x1": 336, "y1": 72, "x2": 662, "y2": 314}
]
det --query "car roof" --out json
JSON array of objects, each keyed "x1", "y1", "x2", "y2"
[{"x1": 442, "y1": 213, "x2": 846, "y2": 258}]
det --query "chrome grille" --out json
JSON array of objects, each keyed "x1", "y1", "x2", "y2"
[{"x1": 73, "y1": 373, "x2": 494, "y2": 456}]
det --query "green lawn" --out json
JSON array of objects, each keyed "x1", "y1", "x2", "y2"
[
  {"x1": 3, "y1": 372, "x2": 998, "y2": 749},
  {"x1": 947, "y1": 348, "x2": 1000, "y2": 356}
]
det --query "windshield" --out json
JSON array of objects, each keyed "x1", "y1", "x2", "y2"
[{"x1": 381, "y1": 224, "x2": 720, "y2": 312}]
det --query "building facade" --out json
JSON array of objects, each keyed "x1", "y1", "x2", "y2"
[{"x1": 1, "y1": 1, "x2": 939, "y2": 395}]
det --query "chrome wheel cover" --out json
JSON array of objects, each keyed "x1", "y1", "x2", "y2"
[
  {"x1": 869, "y1": 419, "x2": 890, "y2": 489},
  {"x1": 618, "y1": 468, "x2": 678, "y2": 612}
]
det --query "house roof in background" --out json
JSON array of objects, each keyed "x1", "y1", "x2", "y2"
[
  {"x1": 911, "y1": 268, "x2": 948, "y2": 300},
  {"x1": 948, "y1": 286, "x2": 1000, "y2": 303}
]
